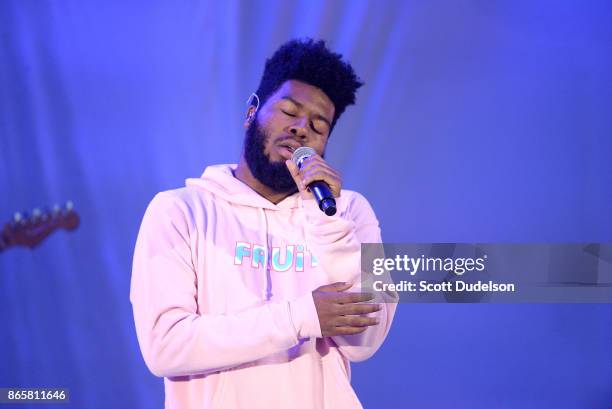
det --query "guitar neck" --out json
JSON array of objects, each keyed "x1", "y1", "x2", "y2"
[{"x1": 0, "y1": 204, "x2": 79, "y2": 252}]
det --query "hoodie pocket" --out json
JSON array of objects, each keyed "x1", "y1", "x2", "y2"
[
  {"x1": 324, "y1": 355, "x2": 363, "y2": 409},
  {"x1": 209, "y1": 371, "x2": 228, "y2": 409}
]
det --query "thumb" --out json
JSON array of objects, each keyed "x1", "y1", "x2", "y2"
[
  {"x1": 285, "y1": 160, "x2": 299, "y2": 178},
  {"x1": 285, "y1": 160, "x2": 304, "y2": 191}
]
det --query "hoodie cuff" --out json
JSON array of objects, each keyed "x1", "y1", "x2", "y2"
[
  {"x1": 288, "y1": 292, "x2": 322, "y2": 339},
  {"x1": 300, "y1": 196, "x2": 344, "y2": 225}
]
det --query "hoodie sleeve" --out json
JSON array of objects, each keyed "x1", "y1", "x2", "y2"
[
  {"x1": 130, "y1": 192, "x2": 317, "y2": 378},
  {"x1": 301, "y1": 192, "x2": 398, "y2": 362}
]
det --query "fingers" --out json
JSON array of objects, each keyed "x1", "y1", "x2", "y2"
[
  {"x1": 298, "y1": 154, "x2": 335, "y2": 174},
  {"x1": 334, "y1": 291, "x2": 375, "y2": 304},
  {"x1": 313, "y1": 281, "x2": 384, "y2": 337},
  {"x1": 285, "y1": 155, "x2": 341, "y2": 198},
  {"x1": 336, "y1": 315, "x2": 379, "y2": 328},
  {"x1": 332, "y1": 326, "x2": 369, "y2": 336},
  {"x1": 320, "y1": 313, "x2": 381, "y2": 337},
  {"x1": 317, "y1": 281, "x2": 352, "y2": 293},
  {"x1": 301, "y1": 161, "x2": 339, "y2": 184},
  {"x1": 300, "y1": 157, "x2": 341, "y2": 195},
  {"x1": 323, "y1": 314, "x2": 380, "y2": 337},
  {"x1": 335, "y1": 302, "x2": 382, "y2": 316}
]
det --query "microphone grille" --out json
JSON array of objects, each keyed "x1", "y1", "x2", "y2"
[{"x1": 291, "y1": 146, "x2": 316, "y2": 168}]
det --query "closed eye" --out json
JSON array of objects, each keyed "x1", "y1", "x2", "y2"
[
  {"x1": 281, "y1": 110, "x2": 296, "y2": 117},
  {"x1": 282, "y1": 108, "x2": 326, "y2": 135},
  {"x1": 310, "y1": 123, "x2": 323, "y2": 135}
]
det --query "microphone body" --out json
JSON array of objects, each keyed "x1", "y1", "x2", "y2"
[{"x1": 291, "y1": 147, "x2": 337, "y2": 216}]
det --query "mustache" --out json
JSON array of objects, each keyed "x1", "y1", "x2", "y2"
[
  {"x1": 273, "y1": 136, "x2": 325, "y2": 159},
  {"x1": 275, "y1": 136, "x2": 301, "y2": 146}
]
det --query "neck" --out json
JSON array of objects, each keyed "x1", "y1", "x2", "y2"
[{"x1": 234, "y1": 156, "x2": 296, "y2": 205}]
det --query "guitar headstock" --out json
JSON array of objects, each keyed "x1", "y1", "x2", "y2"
[{"x1": 0, "y1": 201, "x2": 80, "y2": 252}]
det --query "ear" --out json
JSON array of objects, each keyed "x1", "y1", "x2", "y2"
[{"x1": 243, "y1": 105, "x2": 257, "y2": 129}]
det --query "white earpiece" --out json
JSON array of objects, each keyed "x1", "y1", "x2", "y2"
[
  {"x1": 246, "y1": 92, "x2": 259, "y2": 122},
  {"x1": 246, "y1": 92, "x2": 260, "y2": 110}
]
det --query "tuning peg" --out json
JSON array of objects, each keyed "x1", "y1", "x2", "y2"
[
  {"x1": 32, "y1": 208, "x2": 42, "y2": 220},
  {"x1": 19, "y1": 211, "x2": 29, "y2": 223},
  {"x1": 14, "y1": 212, "x2": 22, "y2": 222},
  {"x1": 53, "y1": 204, "x2": 60, "y2": 214},
  {"x1": 65, "y1": 200, "x2": 73, "y2": 211}
]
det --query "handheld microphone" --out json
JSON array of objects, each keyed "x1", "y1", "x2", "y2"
[{"x1": 291, "y1": 147, "x2": 337, "y2": 216}]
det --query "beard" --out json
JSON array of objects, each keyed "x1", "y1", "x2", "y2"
[{"x1": 244, "y1": 116, "x2": 298, "y2": 193}]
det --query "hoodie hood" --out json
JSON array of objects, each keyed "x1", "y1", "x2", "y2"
[{"x1": 185, "y1": 164, "x2": 300, "y2": 211}]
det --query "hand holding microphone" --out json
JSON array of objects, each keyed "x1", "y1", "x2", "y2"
[{"x1": 285, "y1": 147, "x2": 340, "y2": 216}]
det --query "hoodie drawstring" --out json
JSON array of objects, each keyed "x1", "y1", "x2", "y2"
[{"x1": 259, "y1": 207, "x2": 271, "y2": 301}]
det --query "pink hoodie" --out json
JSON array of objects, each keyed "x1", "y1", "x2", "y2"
[{"x1": 130, "y1": 164, "x2": 397, "y2": 409}]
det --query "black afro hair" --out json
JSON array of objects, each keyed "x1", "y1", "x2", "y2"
[{"x1": 255, "y1": 38, "x2": 364, "y2": 130}]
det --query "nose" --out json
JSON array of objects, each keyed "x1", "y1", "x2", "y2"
[{"x1": 289, "y1": 117, "x2": 308, "y2": 141}]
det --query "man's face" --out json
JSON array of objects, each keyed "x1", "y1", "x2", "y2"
[{"x1": 244, "y1": 80, "x2": 335, "y2": 193}]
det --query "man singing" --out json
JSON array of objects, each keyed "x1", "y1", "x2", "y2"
[{"x1": 130, "y1": 38, "x2": 397, "y2": 409}]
